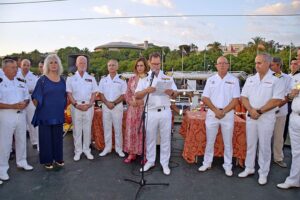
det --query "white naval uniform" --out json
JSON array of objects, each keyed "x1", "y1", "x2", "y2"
[
  {"x1": 135, "y1": 70, "x2": 177, "y2": 168},
  {"x1": 0, "y1": 69, "x2": 4, "y2": 77},
  {"x1": 0, "y1": 75, "x2": 30, "y2": 177},
  {"x1": 241, "y1": 69, "x2": 285, "y2": 177},
  {"x1": 17, "y1": 71, "x2": 38, "y2": 146},
  {"x1": 202, "y1": 73, "x2": 240, "y2": 170},
  {"x1": 98, "y1": 74, "x2": 127, "y2": 153},
  {"x1": 273, "y1": 73, "x2": 292, "y2": 162},
  {"x1": 283, "y1": 73, "x2": 300, "y2": 187},
  {"x1": 66, "y1": 71, "x2": 98, "y2": 155}
]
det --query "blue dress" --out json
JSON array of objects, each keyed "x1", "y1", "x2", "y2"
[
  {"x1": 31, "y1": 75, "x2": 66, "y2": 164},
  {"x1": 32, "y1": 75, "x2": 66, "y2": 126}
]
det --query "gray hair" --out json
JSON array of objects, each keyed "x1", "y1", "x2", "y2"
[
  {"x1": 43, "y1": 54, "x2": 63, "y2": 75},
  {"x1": 272, "y1": 57, "x2": 283, "y2": 67},
  {"x1": 21, "y1": 59, "x2": 31, "y2": 66},
  {"x1": 1, "y1": 58, "x2": 16, "y2": 69},
  {"x1": 257, "y1": 53, "x2": 272, "y2": 63}
]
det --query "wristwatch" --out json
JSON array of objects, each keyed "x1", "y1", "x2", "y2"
[{"x1": 256, "y1": 109, "x2": 263, "y2": 114}]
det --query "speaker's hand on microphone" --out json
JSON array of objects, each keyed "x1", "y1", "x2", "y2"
[{"x1": 146, "y1": 87, "x2": 156, "y2": 94}]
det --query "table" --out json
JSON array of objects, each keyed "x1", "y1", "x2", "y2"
[
  {"x1": 91, "y1": 108, "x2": 127, "y2": 150},
  {"x1": 179, "y1": 111, "x2": 246, "y2": 166}
]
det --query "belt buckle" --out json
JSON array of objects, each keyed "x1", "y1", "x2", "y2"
[
  {"x1": 17, "y1": 111, "x2": 21, "y2": 114},
  {"x1": 81, "y1": 101, "x2": 85, "y2": 104},
  {"x1": 157, "y1": 109, "x2": 161, "y2": 112}
]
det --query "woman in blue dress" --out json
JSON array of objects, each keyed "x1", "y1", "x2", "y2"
[{"x1": 32, "y1": 54, "x2": 66, "y2": 169}]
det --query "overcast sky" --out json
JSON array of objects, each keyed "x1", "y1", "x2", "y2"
[{"x1": 0, "y1": 0, "x2": 299, "y2": 56}]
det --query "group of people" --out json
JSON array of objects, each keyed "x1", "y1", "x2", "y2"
[
  {"x1": 0, "y1": 50, "x2": 299, "y2": 190},
  {"x1": 198, "y1": 51, "x2": 300, "y2": 189}
]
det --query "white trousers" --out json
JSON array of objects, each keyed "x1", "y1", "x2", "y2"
[
  {"x1": 25, "y1": 100, "x2": 39, "y2": 145},
  {"x1": 71, "y1": 105, "x2": 94, "y2": 154},
  {"x1": 0, "y1": 109, "x2": 28, "y2": 176},
  {"x1": 203, "y1": 110, "x2": 234, "y2": 170},
  {"x1": 273, "y1": 115, "x2": 286, "y2": 161},
  {"x1": 245, "y1": 114, "x2": 275, "y2": 177},
  {"x1": 284, "y1": 112, "x2": 300, "y2": 186},
  {"x1": 145, "y1": 108, "x2": 172, "y2": 167},
  {"x1": 102, "y1": 104, "x2": 123, "y2": 152}
]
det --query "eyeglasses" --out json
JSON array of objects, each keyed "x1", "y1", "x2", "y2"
[{"x1": 217, "y1": 62, "x2": 229, "y2": 65}]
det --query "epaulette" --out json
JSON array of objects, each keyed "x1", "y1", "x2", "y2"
[
  {"x1": 17, "y1": 77, "x2": 26, "y2": 83},
  {"x1": 68, "y1": 72, "x2": 74, "y2": 77},
  {"x1": 293, "y1": 70, "x2": 300, "y2": 76},
  {"x1": 0, "y1": 77, "x2": 2, "y2": 83},
  {"x1": 119, "y1": 75, "x2": 126, "y2": 81},
  {"x1": 90, "y1": 73, "x2": 95, "y2": 77},
  {"x1": 164, "y1": 71, "x2": 173, "y2": 77},
  {"x1": 273, "y1": 73, "x2": 282, "y2": 78},
  {"x1": 32, "y1": 72, "x2": 37, "y2": 76}
]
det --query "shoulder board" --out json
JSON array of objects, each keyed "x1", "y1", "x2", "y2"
[
  {"x1": 293, "y1": 70, "x2": 300, "y2": 76},
  {"x1": 17, "y1": 77, "x2": 26, "y2": 83},
  {"x1": 90, "y1": 73, "x2": 95, "y2": 77},
  {"x1": 68, "y1": 72, "x2": 74, "y2": 77},
  {"x1": 0, "y1": 77, "x2": 2, "y2": 83},
  {"x1": 32, "y1": 72, "x2": 37, "y2": 76},
  {"x1": 273, "y1": 73, "x2": 282, "y2": 78},
  {"x1": 164, "y1": 71, "x2": 173, "y2": 77},
  {"x1": 119, "y1": 75, "x2": 126, "y2": 80},
  {"x1": 146, "y1": 72, "x2": 149, "y2": 77}
]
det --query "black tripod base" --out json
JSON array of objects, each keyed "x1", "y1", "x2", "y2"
[{"x1": 124, "y1": 178, "x2": 169, "y2": 199}]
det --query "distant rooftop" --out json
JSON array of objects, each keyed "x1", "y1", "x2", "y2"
[{"x1": 94, "y1": 41, "x2": 145, "y2": 51}]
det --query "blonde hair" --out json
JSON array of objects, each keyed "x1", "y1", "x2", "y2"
[{"x1": 43, "y1": 54, "x2": 63, "y2": 75}]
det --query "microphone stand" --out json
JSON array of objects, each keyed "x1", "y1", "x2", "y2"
[{"x1": 124, "y1": 71, "x2": 169, "y2": 200}]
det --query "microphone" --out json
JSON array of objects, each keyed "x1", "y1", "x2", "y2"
[
  {"x1": 149, "y1": 71, "x2": 156, "y2": 87},
  {"x1": 150, "y1": 71, "x2": 155, "y2": 79}
]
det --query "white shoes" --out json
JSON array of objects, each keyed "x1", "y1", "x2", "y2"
[
  {"x1": 225, "y1": 169, "x2": 233, "y2": 177},
  {"x1": 99, "y1": 149, "x2": 111, "y2": 157},
  {"x1": 238, "y1": 169, "x2": 255, "y2": 178},
  {"x1": 140, "y1": 163, "x2": 155, "y2": 172},
  {"x1": 73, "y1": 153, "x2": 81, "y2": 161},
  {"x1": 84, "y1": 152, "x2": 94, "y2": 160},
  {"x1": 198, "y1": 165, "x2": 211, "y2": 172},
  {"x1": 0, "y1": 173, "x2": 9, "y2": 181},
  {"x1": 17, "y1": 164, "x2": 33, "y2": 171},
  {"x1": 277, "y1": 182, "x2": 300, "y2": 189},
  {"x1": 162, "y1": 166, "x2": 171, "y2": 176},
  {"x1": 258, "y1": 176, "x2": 267, "y2": 185},
  {"x1": 116, "y1": 151, "x2": 125, "y2": 158}
]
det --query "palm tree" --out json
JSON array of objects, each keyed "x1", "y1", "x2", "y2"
[{"x1": 207, "y1": 41, "x2": 221, "y2": 52}]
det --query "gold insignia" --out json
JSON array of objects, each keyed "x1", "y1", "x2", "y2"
[
  {"x1": 162, "y1": 77, "x2": 170, "y2": 80},
  {"x1": 68, "y1": 73, "x2": 74, "y2": 77},
  {"x1": 119, "y1": 75, "x2": 126, "y2": 80},
  {"x1": 90, "y1": 73, "x2": 95, "y2": 77},
  {"x1": 273, "y1": 73, "x2": 282, "y2": 78}
]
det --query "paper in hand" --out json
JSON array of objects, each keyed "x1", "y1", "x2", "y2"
[{"x1": 153, "y1": 80, "x2": 173, "y2": 96}]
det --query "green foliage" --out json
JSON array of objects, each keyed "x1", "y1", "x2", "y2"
[{"x1": 1, "y1": 37, "x2": 298, "y2": 80}]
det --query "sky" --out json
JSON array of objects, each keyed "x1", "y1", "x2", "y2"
[{"x1": 0, "y1": 0, "x2": 299, "y2": 56}]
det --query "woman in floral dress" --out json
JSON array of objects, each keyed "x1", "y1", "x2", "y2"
[{"x1": 123, "y1": 58, "x2": 149, "y2": 163}]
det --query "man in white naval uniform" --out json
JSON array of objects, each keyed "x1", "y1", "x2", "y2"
[
  {"x1": 270, "y1": 57, "x2": 291, "y2": 168},
  {"x1": 198, "y1": 56, "x2": 240, "y2": 176},
  {"x1": 238, "y1": 53, "x2": 285, "y2": 185},
  {"x1": 98, "y1": 59, "x2": 127, "y2": 158},
  {"x1": 0, "y1": 59, "x2": 33, "y2": 183},
  {"x1": 67, "y1": 56, "x2": 98, "y2": 161},
  {"x1": 135, "y1": 52, "x2": 178, "y2": 175},
  {"x1": 66, "y1": 56, "x2": 98, "y2": 161},
  {"x1": 277, "y1": 71, "x2": 300, "y2": 189},
  {"x1": 17, "y1": 59, "x2": 39, "y2": 149}
]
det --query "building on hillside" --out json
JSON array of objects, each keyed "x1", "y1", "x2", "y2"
[
  {"x1": 94, "y1": 41, "x2": 156, "y2": 52},
  {"x1": 220, "y1": 44, "x2": 247, "y2": 56}
]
